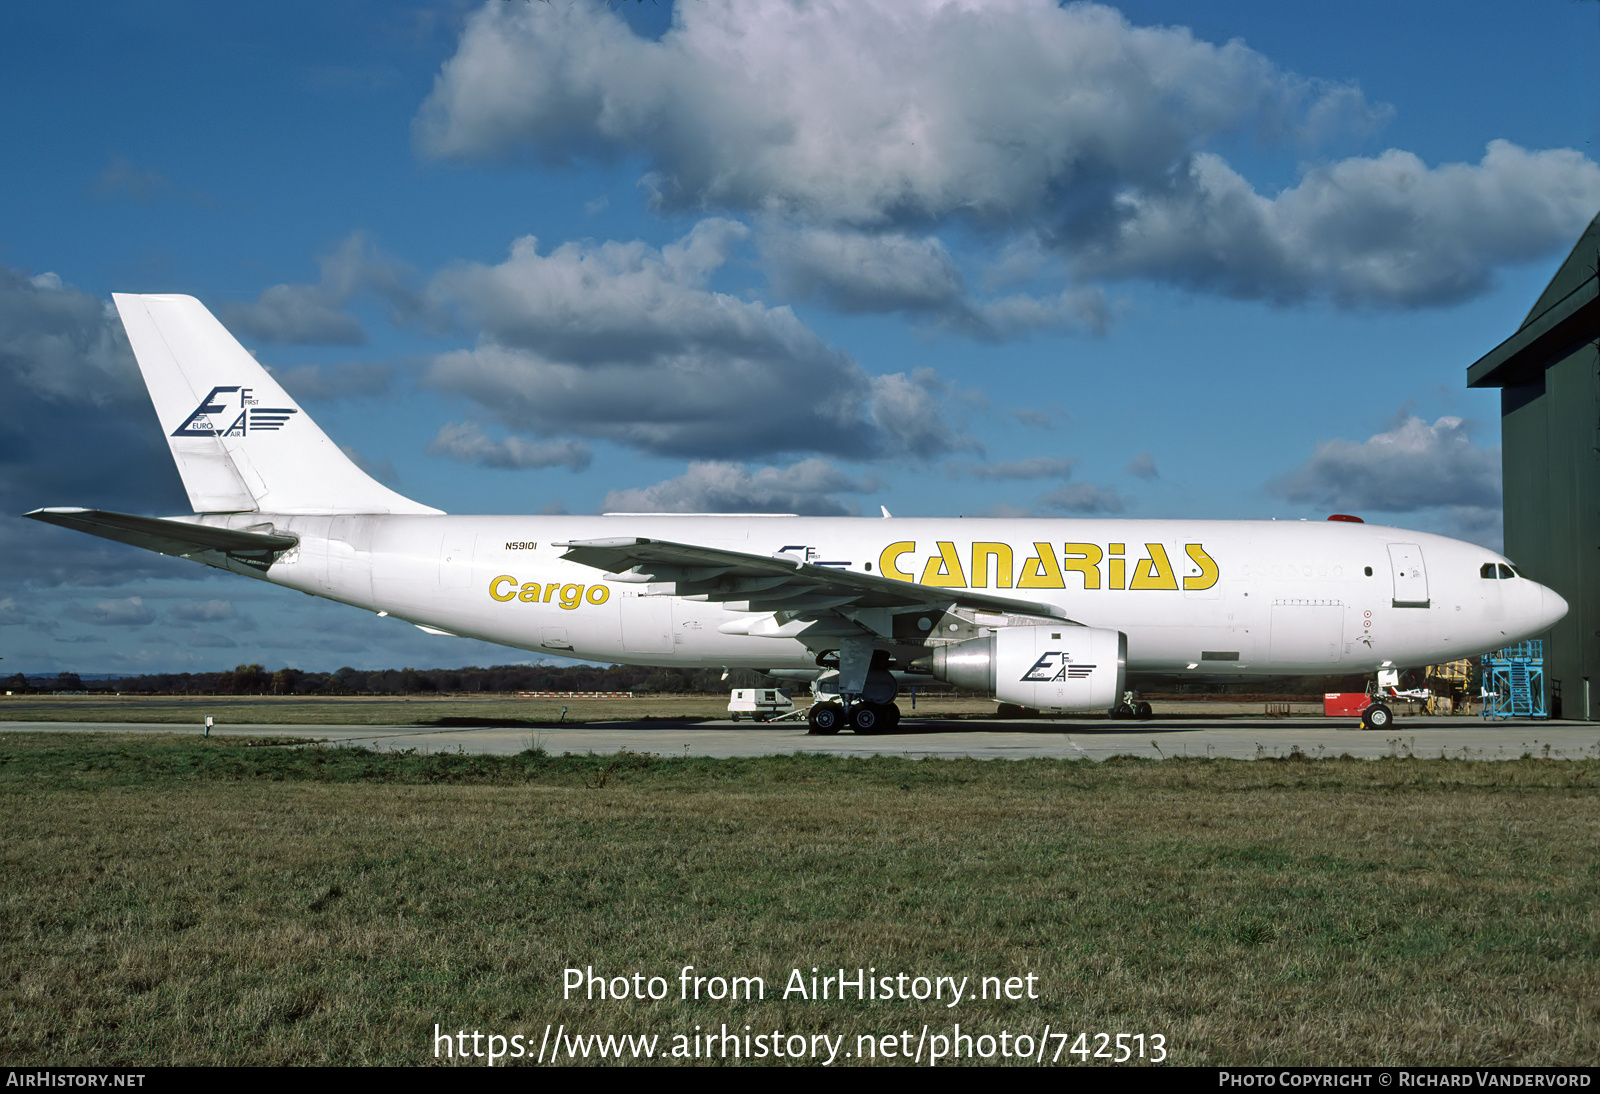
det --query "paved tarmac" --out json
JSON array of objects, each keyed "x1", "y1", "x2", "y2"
[{"x1": 6, "y1": 716, "x2": 1599, "y2": 761}]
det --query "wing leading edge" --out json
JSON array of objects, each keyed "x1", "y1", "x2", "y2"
[{"x1": 557, "y1": 535, "x2": 1076, "y2": 625}]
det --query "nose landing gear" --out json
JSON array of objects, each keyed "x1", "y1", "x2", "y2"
[{"x1": 1107, "y1": 692, "x2": 1153, "y2": 719}]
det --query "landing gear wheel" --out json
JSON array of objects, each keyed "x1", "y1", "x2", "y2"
[
  {"x1": 1361, "y1": 702, "x2": 1392, "y2": 730},
  {"x1": 1134, "y1": 701, "x2": 1152, "y2": 719},
  {"x1": 884, "y1": 703, "x2": 901, "y2": 731},
  {"x1": 808, "y1": 703, "x2": 843, "y2": 735},
  {"x1": 851, "y1": 703, "x2": 885, "y2": 734},
  {"x1": 1109, "y1": 702, "x2": 1135, "y2": 719}
]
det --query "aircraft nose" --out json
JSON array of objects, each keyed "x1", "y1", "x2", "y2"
[{"x1": 1540, "y1": 583, "x2": 1569, "y2": 631}]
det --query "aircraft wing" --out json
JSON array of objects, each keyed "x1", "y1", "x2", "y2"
[
  {"x1": 24, "y1": 508, "x2": 298, "y2": 571},
  {"x1": 557, "y1": 536, "x2": 1074, "y2": 622}
]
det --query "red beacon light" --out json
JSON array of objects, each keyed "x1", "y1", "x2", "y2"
[{"x1": 1326, "y1": 514, "x2": 1364, "y2": 523}]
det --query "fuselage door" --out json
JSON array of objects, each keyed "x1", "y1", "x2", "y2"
[
  {"x1": 1387, "y1": 543, "x2": 1430, "y2": 608},
  {"x1": 621, "y1": 592, "x2": 675, "y2": 654}
]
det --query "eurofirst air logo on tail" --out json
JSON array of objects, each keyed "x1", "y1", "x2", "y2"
[{"x1": 171, "y1": 386, "x2": 297, "y2": 437}]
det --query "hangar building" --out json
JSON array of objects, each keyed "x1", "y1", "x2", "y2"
[{"x1": 1468, "y1": 211, "x2": 1600, "y2": 719}]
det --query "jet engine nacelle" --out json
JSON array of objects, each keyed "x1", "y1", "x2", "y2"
[{"x1": 927, "y1": 625, "x2": 1127, "y2": 712}]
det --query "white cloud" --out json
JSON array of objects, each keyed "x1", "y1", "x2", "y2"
[
  {"x1": 1009, "y1": 407, "x2": 1059, "y2": 429},
  {"x1": 431, "y1": 219, "x2": 763, "y2": 362},
  {"x1": 94, "y1": 153, "x2": 173, "y2": 204},
  {"x1": 1083, "y1": 142, "x2": 1600, "y2": 306},
  {"x1": 599, "y1": 459, "x2": 880, "y2": 516},
  {"x1": 959, "y1": 456, "x2": 1075, "y2": 480},
  {"x1": 276, "y1": 362, "x2": 395, "y2": 401},
  {"x1": 427, "y1": 421, "x2": 592, "y2": 471},
  {"x1": 418, "y1": 0, "x2": 1381, "y2": 226},
  {"x1": 0, "y1": 268, "x2": 139, "y2": 403},
  {"x1": 762, "y1": 227, "x2": 966, "y2": 314},
  {"x1": 1039, "y1": 482, "x2": 1127, "y2": 514},
  {"x1": 169, "y1": 600, "x2": 236, "y2": 623},
  {"x1": 222, "y1": 232, "x2": 425, "y2": 345},
  {"x1": 970, "y1": 287, "x2": 1110, "y2": 338},
  {"x1": 0, "y1": 265, "x2": 191, "y2": 601},
  {"x1": 868, "y1": 371, "x2": 982, "y2": 460},
  {"x1": 0, "y1": 595, "x2": 30, "y2": 627},
  {"x1": 417, "y1": 0, "x2": 1599, "y2": 309},
  {"x1": 425, "y1": 222, "x2": 974, "y2": 460},
  {"x1": 223, "y1": 283, "x2": 365, "y2": 346},
  {"x1": 1126, "y1": 451, "x2": 1158, "y2": 480},
  {"x1": 1269, "y1": 414, "x2": 1500, "y2": 513},
  {"x1": 69, "y1": 596, "x2": 156, "y2": 627},
  {"x1": 763, "y1": 225, "x2": 1109, "y2": 336},
  {"x1": 977, "y1": 502, "x2": 1036, "y2": 518}
]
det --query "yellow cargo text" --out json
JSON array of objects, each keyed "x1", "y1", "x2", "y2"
[{"x1": 488, "y1": 576, "x2": 611, "y2": 609}]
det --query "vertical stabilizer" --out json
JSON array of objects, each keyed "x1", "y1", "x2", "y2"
[{"x1": 113, "y1": 294, "x2": 441, "y2": 515}]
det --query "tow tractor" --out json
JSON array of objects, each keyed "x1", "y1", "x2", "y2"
[
  {"x1": 1324, "y1": 669, "x2": 1424, "y2": 729},
  {"x1": 726, "y1": 688, "x2": 795, "y2": 722}
]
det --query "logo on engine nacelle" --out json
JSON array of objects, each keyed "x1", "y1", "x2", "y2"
[{"x1": 1020, "y1": 652, "x2": 1097, "y2": 682}]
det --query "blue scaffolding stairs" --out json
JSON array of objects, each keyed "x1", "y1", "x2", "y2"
[{"x1": 1481, "y1": 640, "x2": 1548, "y2": 719}]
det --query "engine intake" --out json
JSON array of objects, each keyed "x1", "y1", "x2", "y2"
[{"x1": 922, "y1": 625, "x2": 1126, "y2": 712}]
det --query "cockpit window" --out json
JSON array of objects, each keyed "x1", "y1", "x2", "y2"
[
  {"x1": 1480, "y1": 562, "x2": 1519, "y2": 580},
  {"x1": 1480, "y1": 563, "x2": 1498, "y2": 579},
  {"x1": 1499, "y1": 564, "x2": 1516, "y2": 579}
]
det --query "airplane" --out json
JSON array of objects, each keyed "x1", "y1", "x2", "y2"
[{"x1": 25, "y1": 294, "x2": 1569, "y2": 734}]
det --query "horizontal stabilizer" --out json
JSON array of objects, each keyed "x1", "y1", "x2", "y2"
[{"x1": 24, "y1": 508, "x2": 297, "y2": 571}]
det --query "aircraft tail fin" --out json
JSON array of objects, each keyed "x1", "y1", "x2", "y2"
[{"x1": 113, "y1": 293, "x2": 442, "y2": 515}]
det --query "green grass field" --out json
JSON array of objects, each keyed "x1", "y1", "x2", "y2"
[{"x1": 1, "y1": 732, "x2": 1595, "y2": 1066}]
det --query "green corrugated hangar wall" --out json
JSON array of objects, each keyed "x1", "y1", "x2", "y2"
[{"x1": 1468, "y1": 211, "x2": 1600, "y2": 719}]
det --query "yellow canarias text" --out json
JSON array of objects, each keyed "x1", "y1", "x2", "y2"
[{"x1": 877, "y1": 541, "x2": 1219, "y2": 592}]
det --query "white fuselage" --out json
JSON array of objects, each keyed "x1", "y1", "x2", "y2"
[
  {"x1": 85, "y1": 296, "x2": 1567, "y2": 696},
  {"x1": 208, "y1": 513, "x2": 1564, "y2": 679}
]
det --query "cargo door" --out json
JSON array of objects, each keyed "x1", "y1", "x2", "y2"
[{"x1": 1268, "y1": 600, "x2": 1344, "y2": 665}]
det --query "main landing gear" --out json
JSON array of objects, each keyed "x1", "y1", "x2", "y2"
[
  {"x1": 806, "y1": 646, "x2": 903, "y2": 735},
  {"x1": 807, "y1": 700, "x2": 902, "y2": 735},
  {"x1": 807, "y1": 703, "x2": 842, "y2": 735}
]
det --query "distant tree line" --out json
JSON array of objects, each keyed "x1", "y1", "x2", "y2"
[
  {"x1": 3, "y1": 665, "x2": 1402, "y2": 699},
  {"x1": 4, "y1": 663, "x2": 800, "y2": 697}
]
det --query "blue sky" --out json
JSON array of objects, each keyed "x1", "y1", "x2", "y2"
[{"x1": 3, "y1": 0, "x2": 1598, "y2": 676}]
